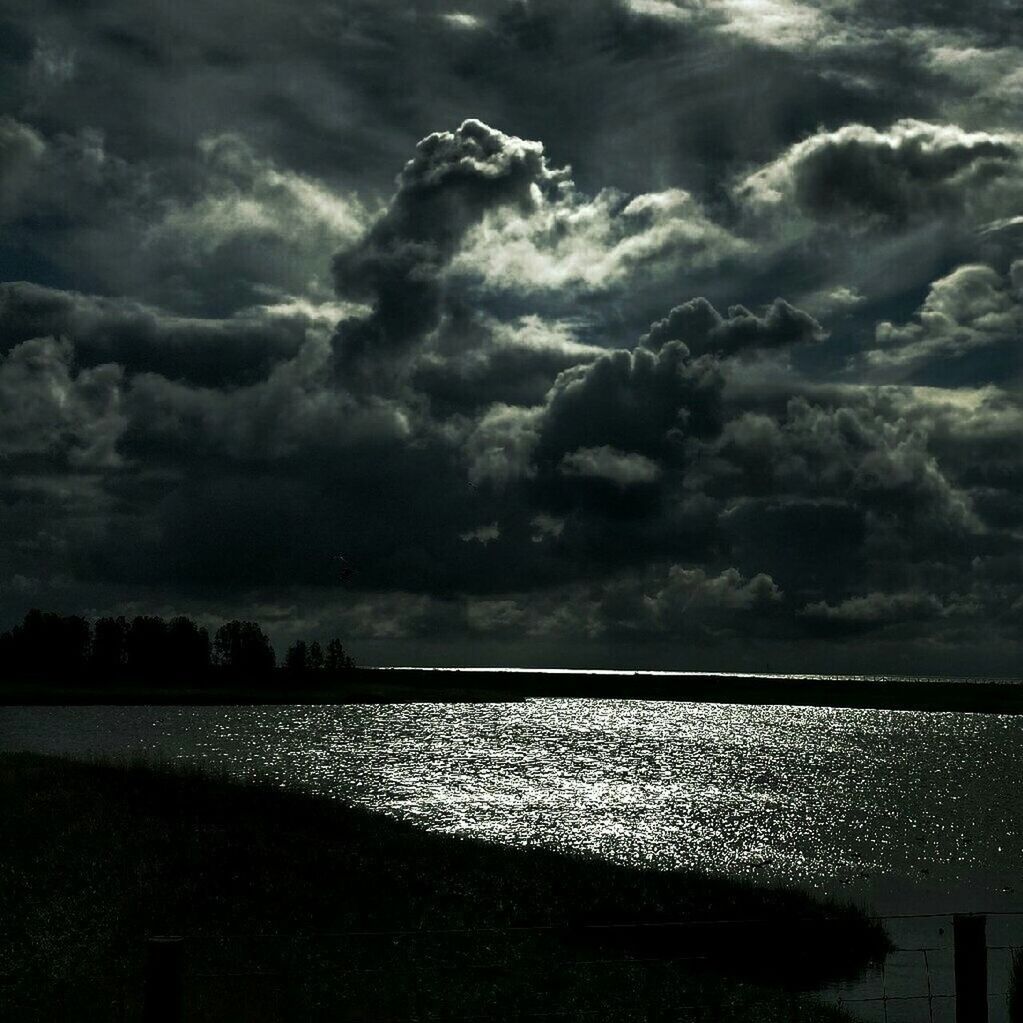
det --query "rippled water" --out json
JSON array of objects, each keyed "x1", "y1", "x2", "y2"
[{"x1": 2, "y1": 699, "x2": 1022, "y2": 908}]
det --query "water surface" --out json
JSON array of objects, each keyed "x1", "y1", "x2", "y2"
[{"x1": 2, "y1": 699, "x2": 1021, "y2": 906}]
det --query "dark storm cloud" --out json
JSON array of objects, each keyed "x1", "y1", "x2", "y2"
[
  {"x1": 0, "y1": 335, "x2": 124, "y2": 469},
  {"x1": 798, "y1": 590, "x2": 946, "y2": 638},
  {"x1": 0, "y1": 118, "x2": 365, "y2": 314},
  {"x1": 0, "y1": 281, "x2": 310, "y2": 386},
  {"x1": 737, "y1": 120, "x2": 1023, "y2": 230},
  {"x1": 535, "y1": 342, "x2": 724, "y2": 462},
  {"x1": 594, "y1": 564, "x2": 784, "y2": 641},
  {"x1": 861, "y1": 261, "x2": 1023, "y2": 385},
  {"x1": 642, "y1": 297, "x2": 824, "y2": 359},
  {"x1": 331, "y1": 119, "x2": 565, "y2": 385},
  {"x1": 0, "y1": 114, "x2": 44, "y2": 219},
  {"x1": 718, "y1": 498, "x2": 867, "y2": 596},
  {"x1": 0, "y1": 0, "x2": 936, "y2": 294},
  {"x1": 707, "y1": 392, "x2": 982, "y2": 542},
  {"x1": 847, "y1": 0, "x2": 1023, "y2": 37},
  {"x1": 409, "y1": 310, "x2": 604, "y2": 416}
]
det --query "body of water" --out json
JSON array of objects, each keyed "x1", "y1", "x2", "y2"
[{"x1": 2, "y1": 695, "x2": 1022, "y2": 1020}]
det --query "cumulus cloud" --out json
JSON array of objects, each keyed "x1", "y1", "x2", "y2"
[
  {"x1": 864, "y1": 261, "x2": 1023, "y2": 381},
  {"x1": 0, "y1": 116, "x2": 45, "y2": 219},
  {"x1": 535, "y1": 342, "x2": 724, "y2": 468},
  {"x1": 451, "y1": 185, "x2": 747, "y2": 296},
  {"x1": 138, "y1": 133, "x2": 368, "y2": 313},
  {"x1": 441, "y1": 13, "x2": 487, "y2": 31},
  {"x1": 799, "y1": 590, "x2": 945, "y2": 635},
  {"x1": 0, "y1": 281, "x2": 326, "y2": 387},
  {"x1": 331, "y1": 119, "x2": 567, "y2": 384},
  {"x1": 642, "y1": 296, "x2": 824, "y2": 358},
  {"x1": 0, "y1": 122, "x2": 368, "y2": 315},
  {"x1": 737, "y1": 120, "x2": 1023, "y2": 231},
  {"x1": 597, "y1": 564, "x2": 783, "y2": 638},
  {"x1": 326, "y1": 562, "x2": 784, "y2": 645},
  {"x1": 466, "y1": 403, "x2": 543, "y2": 487},
  {"x1": 0, "y1": 337, "x2": 125, "y2": 469},
  {"x1": 411, "y1": 313, "x2": 604, "y2": 415},
  {"x1": 709, "y1": 393, "x2": 983, "y2": 542},
  {"x1": 125, "y1": 334, "x2": 411, "y2": 464},
  {"x1": 798, "y1": 285, "x2": 866, "y2": 318},
  {"x1": 460, "y1": 522, "x2": 500, "y2": 545},
  {"x1": 624, "y1": 0, "x2": 828, "y2": 50},
  {"x1": 560, "y1": 446, "x2": 662, "y2": 487},
  {"x1": 329, "y1": 119, "x2": 750, "y2": 396}
]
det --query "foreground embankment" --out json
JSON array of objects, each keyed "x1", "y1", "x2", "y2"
[
  {"x1": 3, "y1": 666, "x2": 1023, "y2": 713},
  {"x1": 0, "y1": 753, "x2": 886, "y2": 1021}
]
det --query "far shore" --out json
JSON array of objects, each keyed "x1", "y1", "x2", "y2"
[{"x1": 3, "y1": 665, "x2": 1023, "y2": 713}]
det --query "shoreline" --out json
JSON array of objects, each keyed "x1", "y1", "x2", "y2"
[{"x1": 3, "y1": 666, "x2": 1023, "y2": 713}]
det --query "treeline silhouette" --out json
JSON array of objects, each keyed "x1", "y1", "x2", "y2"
[{"x1": 0, "y1": 609, "x2": 355, "y2": 686}]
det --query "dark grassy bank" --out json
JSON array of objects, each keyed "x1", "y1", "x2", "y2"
[
  {"x1": 5, "y1": 665, "x2": 1023, "y2": 713},
  {"x1": 0, "y1": 754, "x2": 887, "y2": 1022}
]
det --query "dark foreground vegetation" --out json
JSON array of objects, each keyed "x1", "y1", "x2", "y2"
[{"x1": 0, "y1": 754, "x2": 887, "y2": 1022}]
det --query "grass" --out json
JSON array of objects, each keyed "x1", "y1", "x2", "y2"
[{"x1": 0, "y1": 753, "x2": 889, "y2": 1021}]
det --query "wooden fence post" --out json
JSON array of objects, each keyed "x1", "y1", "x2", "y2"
[
  {"x1": 954, "y1": 914, "x2": 987, "y2": 1023},
  {"x1": 143, "y1": 936, "x2": 184, "y2": 1023}
]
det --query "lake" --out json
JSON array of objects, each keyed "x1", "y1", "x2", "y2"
[{"x1": 2, "y1": 695, "x2": 1022, "y2": 1020}]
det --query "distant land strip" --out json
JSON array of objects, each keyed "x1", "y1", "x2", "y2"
[{"x1": 3, "y1": 667, "x2": 1023, "y2": 714}]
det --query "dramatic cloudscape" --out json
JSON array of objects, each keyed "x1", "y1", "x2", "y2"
[{"x1": 1, "y1": 0, "x2": 1021, "y2": 672}]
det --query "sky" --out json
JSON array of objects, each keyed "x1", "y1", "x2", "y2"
[{"x1": 0, "y1": 0, "x2": 1021, "y2": 675}]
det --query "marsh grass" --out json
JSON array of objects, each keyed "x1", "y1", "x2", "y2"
[{"x1": 0, "y1": 753, "x2": 888, "y2": 1021}]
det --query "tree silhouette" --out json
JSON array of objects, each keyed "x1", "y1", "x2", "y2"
[
  {"x1": 285, "y1": 640, "x2": 309, "y2": 673},
  {"x1": 1, "y1": 610, "x2": 91, "y2": 675},
  {"x1": 91, "y1": 616, "x2": 128, "y2": 672},
  {"x1": 325, "y1": 637, "x2": 355, "y2": 674},
  {"x1": 125, "y1": 616, "x2": 170, "y2": 675},
  {"x1": 308, "y1": 640, "x2": 324, "y2": 672},
  {"x1": 0, "y1": 608, "x2": 352, "y2": 687},
  {"x1": 213, "y1": 620, "x2": 276, "y2": 674},
  {"x1": 167, "y1": 616, "x2": 211, "y2": 676}
]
